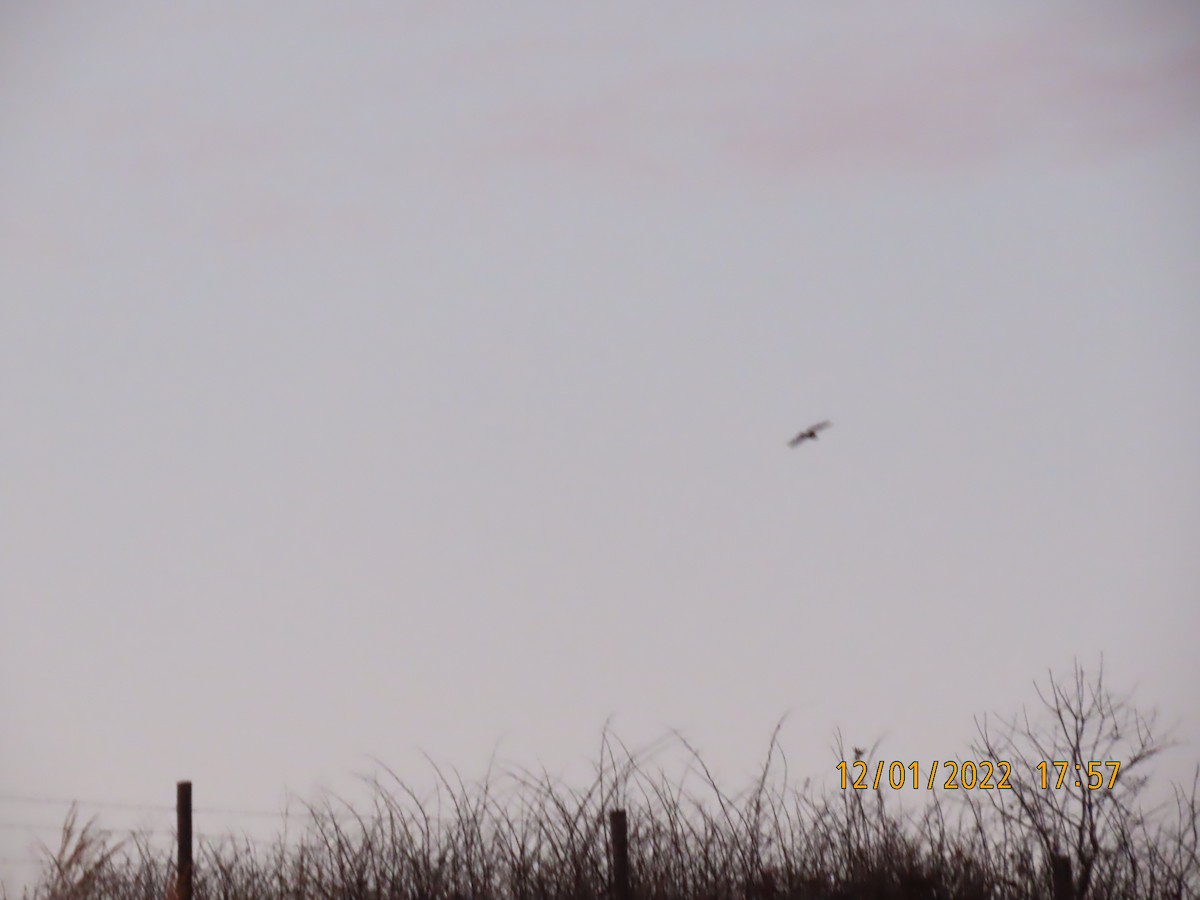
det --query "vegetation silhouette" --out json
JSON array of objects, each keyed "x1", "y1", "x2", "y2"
[{"x1": 15, "y1": 662, "x2": 1197, "y2": 900}]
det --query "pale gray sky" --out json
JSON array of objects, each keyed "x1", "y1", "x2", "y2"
[{"x1": 2, "y1": 2, "x2": 1199, "y2": 892}]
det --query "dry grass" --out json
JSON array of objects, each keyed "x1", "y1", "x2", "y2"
[{"x1": 11, "y1": 724, "x2": 1198, "y2": 900}]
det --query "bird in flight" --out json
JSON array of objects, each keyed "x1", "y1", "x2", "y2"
[{"x1": 788, "y1": 420, "x2": 831, "y2": 447}]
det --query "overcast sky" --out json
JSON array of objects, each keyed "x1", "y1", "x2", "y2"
[{"x1": 2, "y1": 2, "x2": 1199, "y2": 892}]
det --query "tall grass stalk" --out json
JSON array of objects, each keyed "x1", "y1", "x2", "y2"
[{"x1": 13, "y1": 725, "x2": 1198, "y2": 900}]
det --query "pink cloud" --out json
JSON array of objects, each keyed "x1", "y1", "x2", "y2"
[{"x1": 487, "y1": 6, "x2": 1200, "y2": 181}]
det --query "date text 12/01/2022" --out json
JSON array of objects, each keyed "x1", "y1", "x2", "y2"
[{"x1": 836, "y1": 760, "x2": 1123, "y2": 791}]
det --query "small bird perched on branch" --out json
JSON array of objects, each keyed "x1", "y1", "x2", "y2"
[{"x1": 788, "y1": 420, "x2": 831, "y2": 447}]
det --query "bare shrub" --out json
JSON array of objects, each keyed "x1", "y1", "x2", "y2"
[{"x1": 15, "y1": 668, "x2": 1197, "y2": 900}]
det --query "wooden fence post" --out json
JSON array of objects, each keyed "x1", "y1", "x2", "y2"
[
  {"x1": 176, "y1": 781, "x2": 193, "y2": 900},
  {"x1": 1050, "y1": 852, "x2": 1074, "y2": 900},
  {"x1": 609, "y1": 809, "x2": 632, "y2": 900}
]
